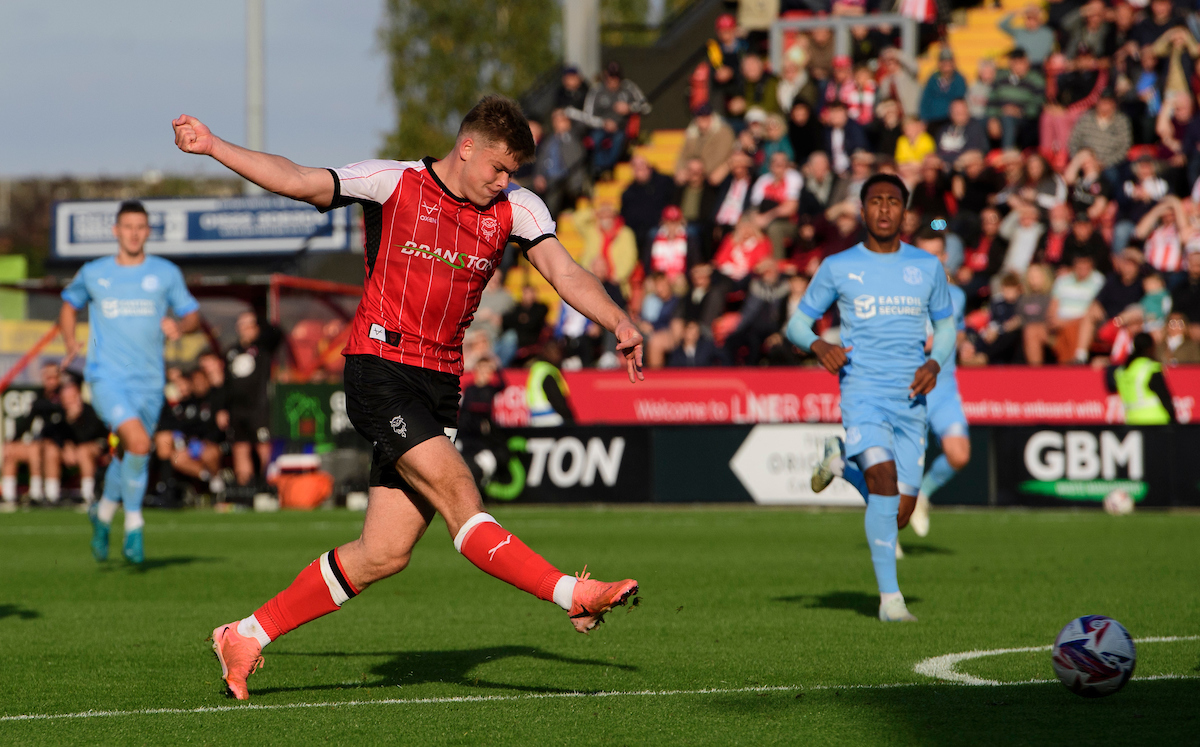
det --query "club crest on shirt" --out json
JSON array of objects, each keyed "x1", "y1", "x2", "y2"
[
  {"x1": 141, "y1": 275, "x2": 159, "y2": 292},
  {"x1": 479, "y1": 216, "x2": 499, "y2": 241},
  {"x1": 390, "y1": 414, "x2": 407, "y2": 438},
  {"x1": 903, "y1": 266, "x2": 923, "y2": 285}
]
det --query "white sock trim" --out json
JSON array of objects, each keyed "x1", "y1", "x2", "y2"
[
  {"x1": 29, "y1": 476, "x2": 43, "y2": 500},
  {"x1": 1, "y1": 475, "x2": 16, "y2": 502},
  {"x1": 453, "y1": 512, "x2": 499, "y2": 554},
  {"x1": 552, "y1": 575, "x2": 577, "y2": 611},
  {"x1": 318, "y1": 552, "x2": 351, "y2": 606},
  {"x1": 125, "y1": 510, "x2": 144, "y2": 533},
  {"x1": 81, "y1": 477, "x2": 96, "y2": 501},
  {"x1": 238, "y1": 614, "x2": 273, "y2": 649},
  {"x1": 97, "y1": 498, "x2": 119, "y2": 525},
  {"x1": 45, "y1": 478, "x2": 61, "y2": 502}
]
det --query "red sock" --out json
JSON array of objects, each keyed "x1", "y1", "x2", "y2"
[
  {"x1": 458, "y1": 517, "x2": 563, "y2": 602},
  {"x1": 254, "y1": 549, "x2": 359, "y2": 641}
]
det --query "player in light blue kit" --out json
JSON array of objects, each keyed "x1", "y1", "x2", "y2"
[
  {"x1": 908, "y1": 230, "x2": 970, "y2": 538},
  {"x1": 59, "y1": 201, "x2": 200, "y2": 564},
  {"x1": 785, "y1": 175, "x2": 956, "y2": 622}
]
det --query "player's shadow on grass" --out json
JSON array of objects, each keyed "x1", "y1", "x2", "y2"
[
  {"x1": 260, "y1": 646, "x2": 638, "y2": 695},
  {"x1": 774, "y1": 591, "x2": 922, "y2": 618},
  {"x1": 118, "y1": 556, "x2": 219, "y2": 573},
  {"x1": 0, "y1": 604, "x2": 39, "y2": 620}
]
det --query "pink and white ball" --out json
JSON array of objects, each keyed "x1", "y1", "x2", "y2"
[
  {"x1": 1052, "y1": 616, "x2": 1137, "y2": 698},
  {"x1": 1103, "y1": 489, "x2": 1134, "y2": 516}
]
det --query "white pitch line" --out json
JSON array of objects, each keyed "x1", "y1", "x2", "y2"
[
  {"x1": 914, "y1": 635, "x2": 1200, "y2": 685},
  {"x1": 4, "y1": 672, "x2": 1200, "y2": 723}
]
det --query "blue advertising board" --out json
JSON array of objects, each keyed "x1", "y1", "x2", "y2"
[{"x1": 52, "y1": 196, "x2": 353, "y2": 258}]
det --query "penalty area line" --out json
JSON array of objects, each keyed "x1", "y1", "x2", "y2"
[{"x1": 5, "y1": 675, "x2": 1199, "y2": 723}]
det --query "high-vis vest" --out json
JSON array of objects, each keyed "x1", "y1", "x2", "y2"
[
  {"x1": 527, "y1": 361, "x2": 569, "y2": 427},
  {"x1": 1114, "y1": 357, "x2": 1171, "y2": 425}
]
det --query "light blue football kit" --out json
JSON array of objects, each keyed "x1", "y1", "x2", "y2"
[
  {"x1": 62, "y1": 255, "x2": 198, "y2": 541},
  {"x1": 787, "y1": 242, "x2": 954, "y2": 596},
  {"x1": 921, "y1": 283, "x2": 969, "y2": 499}
]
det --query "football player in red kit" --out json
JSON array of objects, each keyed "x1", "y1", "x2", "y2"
[{"x1": 173, "y1": 95, "x2": 644, "y2": 700}]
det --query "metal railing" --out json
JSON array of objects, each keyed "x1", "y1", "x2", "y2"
[{"x1": 769, "y1": 14, "x2": 920, "y2": 71}]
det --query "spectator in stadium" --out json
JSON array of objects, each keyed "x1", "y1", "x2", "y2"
[
  {"x1": 823, "y1": 55, "x2": 857, "y2": 114},
  {"x1": 675, "y1": 104, "x2": 736, "y2": 182},
  {"x1": 828, "y1": 149, "x2": 875, "y2": 212},
  {"x1": 876, "y1": 47, "x2": 922, "y2": 121},
  {"x1": 975, "y1": 271, "x2": 1026, "y2": 363},
  {"x1": 1019, "y1": 263, "x2": 1054, "y2": 365},
  {"x1": 786, "y1": 100, "x2": 822, "y2": 169},
  {"x1": 848, "y1": 24, "x2": 890, "y2": 67},
  {"x1": 727, "y1": 53, "x2": 781, "y2": 122},
  {"x1": 1073, "y1": 248, "x2": 1147, "y2": 363},
  {"x1": 760, "y1": 114, "x2": 795, "y2": 172},
  {"x1": 1115, "y1": 154, "x2": 1171, "y2": 253},
  {"x1": 705, "y1": 213, "x2": 773, "y2": 324},
  {"x1": 54, "y1": 375, "x2": 106, "y2": 506},
  {"x1": 553, "y1": 296, "x2": 598, "y2": 370},
  {"x1": 867, "y1": 100, "x2": 904, "y2": 162},
  {"x1": 224, "y1": 312, "x2": 281, "y2": 494},
  {"x1": 501, "y1": 285, "x2": 549, "y2": 366},
  {"x1": 457, "y1": 355, "x2": 507, "y2": 490},
  {"x1": 987, "y1": 48, "x2": 1046, "y2": 150},
  {"x1": 1061, "y1": 0, "x2": 1112, "y2": 60},
  {"x1": 468, "y1": 273, "x2": 517, "y2": 367},
  {"x1": 805, "y1": 27, "x2": 836, "y2": 78},
  {"x1": 1159, "y1": 311, "x2": 1200, "y2": 364},
  {"x1": 894, "y1": 116, "x2": 936, "y2": 178},
  {"x1": 1068, "y1": 91, "x2": 1133, "y2": 175},
  {"x1": 532, "y1": 109, "x2": 587, "y2": 219},
  {"x1": 153, "y1": 370, "x2": 219, "y2": 504},
  {"x1": 848, "y1": 65, "x2": 878, "y2": 127},
  {"x1": 920, "y1": 49, "x2": 968, "y2": 131},
  {"x1": 1172, "y1": 250, "x2": 1200, "y2": 327},
  {"x1": 710, "y1": 150, "x2": 756, "y2": 246},
  {"x1": 1049, "y1": 253, "x2": 1105, "y2": 363},
  {"x1": 909, "y1": 155, "x2": 953, "y2": 222},
  {"x1": 822, "y1": 101, "x2": 869, "y2": 176},
  {"x1": 1000, "y1": 6, "x2": 1056, "y2": 67},
  {"x1": 751, "y1": 151, "x2": 803, "y2": 258},
  {"x1": 637, "y1": 272, "x2": 682, "y2": 368},
  {"x1": 1062, "y1": 209, "x2": 1113, "y2": 275},
  {"x1": 1156, "y1": 92, "x2": 1200, "y2": 189},
  {"x1": 578, "y1": 61, "x2": 650, "y2": 178},
  {"x1": 648, "y1": 205, "x2": 697, "y2": 279},
  {"x1": 576, "y1": 201, "x2": 639, "y2": 299},
  {"x1": 1, "y1": 362, "x2": 65, "y2": 506},
  {"x1": 965, "y1": 58, "x2": 996, "y2": 121},
  {"x1": 667, "y1": 319, "x2": 723, "y2": 367},
  {"x1": 776, "y1": 46, "x2": 818, "y2": 112},
  {"x1": 958, "y1": 206, "x2": 1008, "y2": 306},
  {"x1": 622, "y1": 156, "x2": 676, "y2": 257},
  {"x1": 674, "y1": 157, "x2": 718, "y2": 258},
  {"x1": 1135, "y1": 195, "x2": 1189, "y2": 288},
  {"x1": 1000, "y1": 204, "x2": 1047, "y2": 276},
  {"x1": 553, "y1": 66, "x2": 589, "y2": 119},
  {"x1": 1140, "y1": 272, "x2": 1173, "y2": 336},
  {"x1": 704, "y1": 13, "x2": 747, "y2": 115},
  {"x1": 1033, "y1": 203, "x2": 1075, "y2": 269},
  {"x1": 1106, "y1": 332, "x2": 1176, "y2": 424},
  {"x1": 935, "y1": 99, "x2": 988, "y2": 165},
  {"x1": 799, "y1": 151, "x2": 839, "y2": 214},
  {"x1": 950, "y1": 151, "x2": 1003, "y2": 227},
  {"x1": 1132, "y1": 0, "x2": 1186, "y2": 48},
  {"x1": 1064, "y1": 148, "x2": 1114, "y2": 222},
  {"x1": 1000, "y1": 153, "x2": 1068, "y2": 215},
  {"x1": 723, "y1": 259, "x2": 790, "y2": 366},
  {"x1": 1041, "y1": 46, "x2": 1110, "y2": 169}
]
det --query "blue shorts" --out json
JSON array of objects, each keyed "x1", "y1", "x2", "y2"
[
  {"x1": 841, "y1": 393, "x2": 927, "y2": 495},
  {"x1": 90, "y1": 379, "x2": 163, "y2": 435},
  {"x1": 927, "y1": 376, "x2": 969, "y2": 441}
]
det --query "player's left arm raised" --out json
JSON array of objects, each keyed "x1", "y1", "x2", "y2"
[{"x1": 526, "y1": 237, "x2": 643, "y2": 383}]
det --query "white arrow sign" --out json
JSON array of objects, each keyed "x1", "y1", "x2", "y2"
[{"x1": 729, "y1": 424, "x2": 867, "y2": 506}]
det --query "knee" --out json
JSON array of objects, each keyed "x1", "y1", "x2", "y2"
[
  {"x1": 946, "y1": 446, "x2": 970, "y2": 471},
  {"x1": 865, "y1": 469, "x2": 898, "y2": 497},
  {"x1": 123, "y1": 432, "x2": 151, "y2": 456}
]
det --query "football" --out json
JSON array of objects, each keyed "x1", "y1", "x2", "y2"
[
  {"x1": 1103, "y1": 489, "x2": 1135, "y2": 516},
  {"x1": 1052, "y1": 616, "x2": 1137, "y2": 697}
]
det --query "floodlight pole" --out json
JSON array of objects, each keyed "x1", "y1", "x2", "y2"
[
  {"x1": 564, "y1": 0, "x2": 600, "y2": 81},
  {"x1": 245, "y1": 0, "x2": 265, "y2": 195}
]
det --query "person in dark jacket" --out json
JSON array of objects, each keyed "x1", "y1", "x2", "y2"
[{"x1": 621, "y1": 154, "x2": 677, "y2": 258}]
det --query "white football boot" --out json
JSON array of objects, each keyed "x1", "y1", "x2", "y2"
[
  {"x1": 879, "y1": 596, "x2": 918, "y2": 622},
  {"x1": 811, "y1": 436, "x2": 844, "y2": 493},
  {"x1": 910, "y1": 494, "x2": 931, "y2": 538}
]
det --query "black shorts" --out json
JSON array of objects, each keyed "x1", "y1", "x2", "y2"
[
  {"x1": 343, "y1": 354, "x2": 460, "y2": 490},
  {"x1": 229, "y1": 403, "x2": 271, "y2": 444}
]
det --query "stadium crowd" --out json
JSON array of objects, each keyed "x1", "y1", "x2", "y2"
[{"x1": 503, "y1": 4, "x2": 1200, "y2": 372}]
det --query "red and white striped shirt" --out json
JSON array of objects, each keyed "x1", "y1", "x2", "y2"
[
  {"x1": 328, "y1": 158, "x2": 555, "y2": 375},
  {"x1": 1144, "y1": 224, "x2": 1183, "y2": 273}
]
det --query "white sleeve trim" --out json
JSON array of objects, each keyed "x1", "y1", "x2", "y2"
[
  {"x1": 332, "y1": 159, "x2": 420, "y2": 204},
  {"x1": 505, "y1": 187, "x2": 557, "y2": 245}
]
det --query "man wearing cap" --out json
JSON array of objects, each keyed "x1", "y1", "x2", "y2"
[
  {"x1": 577, "y1": 61, "x2": 651, "y2": 178},
  {"x1": 1000, "y1": 4, "x2": 1056, "y2": 67},
  {"x1": 706, "y1": 13, "x2": 746, "y2": 114},
  {"x1": 920, "y1": 49, "x2": 968, "y2": 131},
  {"x1": 986, "y1": 48, "x2": 1045, "y2": 150},
  {"x1": 676, "y1": 104, "x2": 735, "y2": 181}
]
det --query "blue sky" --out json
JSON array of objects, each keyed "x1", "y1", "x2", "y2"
[{"x1": 0, "y1": 1, "x2": 393, "y2": 178}]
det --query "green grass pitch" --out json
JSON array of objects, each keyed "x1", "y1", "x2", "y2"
[{"x1": 1, "y1": 506, "x2": 1197, "y2": 745}]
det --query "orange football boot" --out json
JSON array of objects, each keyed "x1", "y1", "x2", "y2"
[
  {"x1": 210, "y1": 623, "x2": 264, "y2": 700},
  {"x1": 568, "y1": 567, "x2": 639, "y2": 633}
]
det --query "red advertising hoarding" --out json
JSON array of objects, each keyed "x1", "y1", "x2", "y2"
[{"x1": 490, "y1": 366, "x2": 1200, "y2": 427}]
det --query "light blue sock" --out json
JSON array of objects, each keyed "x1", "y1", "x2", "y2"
[
  {"x1": 919, "y1": 454, "x2": 956, "y2": 501},
  {"x1": 120, "y1": 453, "x2": 150, "y2": 513},
  {"x1": 864, "y1": 494, "x2": 901, "y2": 594},
  {"x1": 841, "y1": 460, "x2": 870, "y2": 501}
]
